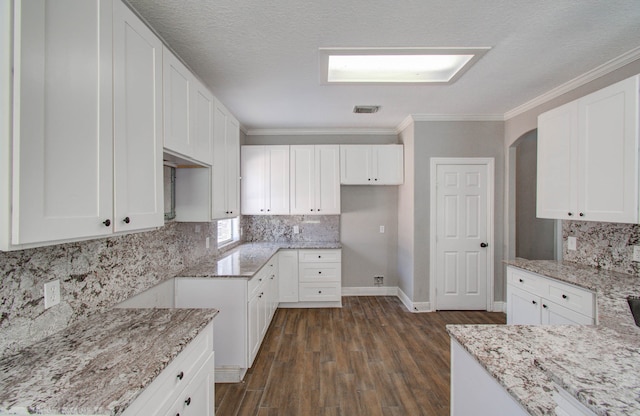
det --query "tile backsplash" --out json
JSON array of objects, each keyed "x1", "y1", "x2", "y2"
[
  {"x1": 242, "y1": 215, "x2": 340, "y2": 242},
  {"x1": 563, "y1": 220, "x2": 640, "y2": 276},
  {"x1": 0, "y1": 221, "x2": 233, "y2": 357}
]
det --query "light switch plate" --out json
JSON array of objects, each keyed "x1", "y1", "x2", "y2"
[
  {"x1": 379, "y1": 225, "x2": 385, "y2": 233},
  {"x1": 44, "y1": 280, "x2": 60, "y2": 309},
  {"x1": 567, "y1": 236, "x2": 577, "y2": 251},
  {"x1": 633, "y1": 246, "x2": 640, "y2": 262},
  {"x1": 293, "y1": 225, "x2": 300, "y2": 234}
]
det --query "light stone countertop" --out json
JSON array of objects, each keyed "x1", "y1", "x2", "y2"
[
  {"x1": 448, "y1": 259, "x2": 640, "y2": 416},
  {"x1": 177, "y1": 241, "x2": 342, "y2": 278},
  {"x1": 0, "y1": 308, "x2": 218, "y2": 415}
]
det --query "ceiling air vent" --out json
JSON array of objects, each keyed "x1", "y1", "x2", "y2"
[{"x1": 353, "y1": 105, "x2": 380, "y2": 114}]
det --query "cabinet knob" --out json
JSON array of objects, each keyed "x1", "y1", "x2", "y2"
[
  {"x1": 480, "y1": 242, "x2": 488, "y2": 248},
  {"x1": 177, "y1": 371, "x2": 184, "y2": 380},
  {"x1": 310, "y1": 209, "x2": 314, "y2": 212},
  {"x1": 532, "y1": 300, "x2": 537, "y2": 305},
  {"x1": 543, "y1": 304, "x2": 548, "y2": 309},
  {"x1": 123, "y1": 216, "x2": 130, "y2": 224},
  {"x1": 318, "y1": 271, "x2": 322, "y2": 274},
  {"x1": 519, "y1": 278, "x2": 523, "y2": 283},
  {"x1": 102, "y1": 219, "x2": 111, "y2": 227},
  {"x1": 562, "y1": 294, "x2": 568, "y2": 299},
  {"x1": 318, "y1": 255, "x2": 322, "y2": 259},
  {"x1": 568, "y1": 212, "x2": 573, "y2": 216},
  {"x1": 267, "y1": 209, "x2": 270, "y2": 212},
  {"x1": 579, "y1": 213, "x2": 584, "y2": 217},
  {"x1": 374, "y1": 178, "x2": 378, "y2": 181},
  {"x1": 318, "y1": 290, "x2": 322, "y2": 294},
  {"x1": 317, "y1": 209, "x2": 321, "y2": 212},
  {"x1": 368, "y1": 178, "x2": 371, "y2": 181},
  {"x1": 185, "y1": 397, "x2": 191, "y2": 406},
  {"x1": 260, "y1": 209, "x2": 264, "y2": 212}
]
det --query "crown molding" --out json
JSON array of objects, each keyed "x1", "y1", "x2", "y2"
[
  {"x1": 245, "y1": 128, "x2": 398, "y2": 136},
  {"x1": 409, "y1": 114, "x2": 504, "y2": 122},
  {"x1": 504, "y1": 46, "x2": 640, "y2": 120}
]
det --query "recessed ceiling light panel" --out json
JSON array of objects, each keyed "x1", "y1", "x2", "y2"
[{"x1": 320, "y1": 47, "x2": 490, "y2": 85}]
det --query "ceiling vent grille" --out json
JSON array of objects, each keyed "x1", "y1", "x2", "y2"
[{"x1": 353, "y1": 105, "x2": 380, "y2": 114}]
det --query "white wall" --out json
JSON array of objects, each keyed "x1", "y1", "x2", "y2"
[
  {"x1": 397, "y1": 124, "x2": 415, "y2": 300},
  {"x1": 244, "y1": 133, "x2": 399, "y2": 289}
]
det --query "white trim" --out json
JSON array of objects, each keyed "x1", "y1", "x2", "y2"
[
  {"x1": 492, "y1": 301, "x2": 506, "y2": 313},
  {"x1": 504, "y1": 46, "x2": 640, "y2": 120},
  {"x1": 396, "y1": 115, "x2": 415, "y2": 133},
  {"x1": 341, "y1": 286, "x2": 398, "y2": 296},
  {"x1": 409, "y1": 114, "x2": 504, "y2": 122},
  {"x1": 214, "y1": 366, "x2": 247, "y2": 383},
  {"x1": 278, "y1": 301, "x2": 342, "y2": 308},
  {"x1": 245, "y1": 128, "x2": 398, "y2": 136},
  {"x1": 397, "y1": 287, "x2": 433, "y2": 312},
  {"x1": 429, "y1": 158, "x2": 495, "y2": 312}
]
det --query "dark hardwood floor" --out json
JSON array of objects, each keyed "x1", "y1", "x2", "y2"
[{"x1": 215, "y1": 296, "x2": 505, "y2": 416}]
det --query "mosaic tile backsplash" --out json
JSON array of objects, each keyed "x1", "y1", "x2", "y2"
[
  {"x1": 563, "y1": 220, "x2": 640, "y2": 276},
  {"x1": 242, "y1": 215, "x2": 340, "y2": 243},
  {"x1": 0, "y1": 221, "x2": 235, "y2": 357}
]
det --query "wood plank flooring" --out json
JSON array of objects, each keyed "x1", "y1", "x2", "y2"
[{"x1": 215, "y1": 296, "x2": 505, "y2": 416}]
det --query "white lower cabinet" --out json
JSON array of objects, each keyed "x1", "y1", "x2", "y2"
[
  {"x1": 279, "y1": 249, "x2": 343, "y2": 306},
  {"x1": 122, "y1": 321, "x2": 214, "y2": 416},
  {"x1": 451, "y1": 339, "x2": 528, "y2": 416},
  {"x1": 175, "y1": 256, "x2": 278, "y2": 382},
  {"x1": 507, "y1": 267, "x2": 595, "y2": 325}
]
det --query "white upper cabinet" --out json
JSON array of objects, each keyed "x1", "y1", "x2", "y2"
[
  {"x1": 290, "y1": 145, "x2": 340, "y2": 215},
  {"x1": 113, "y1": 0, "x2": 164, "y2": 232},
  {"x1": 537, "y1": 75, "x2": 639, "y2": 223},
  {"x1": 241, "y1": 146, "x2": 290, "y2": 215},
  {"x1": 340, "y1": 144, "x2": 404, "y2": 185},
  {"x1": 212, "y1": 100, "x2": 240, "y2": 219},
  {"x1": 163, "y1": 47, "x2": 213, "y2": 165},
  {"x1": 5, "y1": 0, "x2": 114, "y2": 248}
]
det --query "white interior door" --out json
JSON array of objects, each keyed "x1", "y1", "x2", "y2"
[{"x1": 434, "y1": 160, "x2": 492, "y2": 310}]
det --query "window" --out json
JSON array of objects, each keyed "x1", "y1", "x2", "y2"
[{"x1": 217, "y1": 217, "x2": 239, "y2": 247}]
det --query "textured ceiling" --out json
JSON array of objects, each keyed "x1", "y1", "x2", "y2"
[{"x1": 126, "y1": 0, "x2": 640, "y2": 131}]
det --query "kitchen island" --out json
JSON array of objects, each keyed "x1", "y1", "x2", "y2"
[{"x1": 448, "y1": 259, "x2": 640, "y2": 415}]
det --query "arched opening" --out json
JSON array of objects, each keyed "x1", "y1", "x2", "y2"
[{"x1": 511, "y1": 130, "x2": 558, "y2": 260}]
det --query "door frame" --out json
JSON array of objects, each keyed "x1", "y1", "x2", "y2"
[{"x1": 429, "y1": 157, "x2": 495, "y2": 311}]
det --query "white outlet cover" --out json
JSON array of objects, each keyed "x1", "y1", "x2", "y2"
[
  {"x1": 633, "y1": 246, "x2": 640, "y2": 262},
  {"x1": 380, "y1": 225, "x2": 385, "y2": 233},
  {"x1": 44, "y1": 280, "x2": 61, "y2": 309},
  {"x1": 567, "y1": 236, "x2": 577, "y2": 251},
  {"x1": 293, "y1": 225, "x2": 300, "y2": 234}
]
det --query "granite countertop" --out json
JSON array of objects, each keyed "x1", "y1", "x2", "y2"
[
  {"x1": 177, "y1": 241, "x2": 342, "y2": 278},
  {"x1": 0, "y1": 308, "x2": 218, "y2": 415},
  {"x1": 448, "y1": 259, "x2": 640, "y2": 416}
]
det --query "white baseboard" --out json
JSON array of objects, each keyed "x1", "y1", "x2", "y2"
[
  {"x1": 215, "y1": 366, "x2": 247, "y2": 383},
  {"x1": 493, "y1": 301, "x2": 506, "y2": 313},
  {"x1": 278, "y1": 301, "x2": 342, "y2": 308},
  {"x1": 341, "y1": 286, "x2": 398, "y2": 296},
  {"x1": 397, "y1": 287, "x2": 433, "y2": 312}
]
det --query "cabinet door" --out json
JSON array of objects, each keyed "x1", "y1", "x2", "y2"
[
  {"x1": 248, "y1": 290, "x2": 266, "y2": 366},
  {"x1": 163, "y1": 47, "x2": 192, "y2": 157},
  {"x1": 192, "y1": 80, "x2": 213, "y2": 165},
  {"x1": 290, "y1": 145, "x2": 316, "y2": 214},
  {"x1": 267, "y1": 146, "x2": 290, "y2": 214},
  {"x1": 506, "y1": 285, "x2": 541, "y2": 325},
  {"x1": 12, "y1": 0, "x2": 113, "y2": 245},
  {"x1": 541, "y1": 300, "x2": 594, "y2": 325},
  {"x1": 537, "y1": 101, "x2": 578, "y2": 220},
  {"x1": 266, "y1": 259, "x2": 279, "y2": 319},
  {"x1": 578, "y1": 76, "x2": 639, "y2": 223},
  {"x1": 316, "y1": 145, "x2": 341, "y2": 214},
  {"x1": 340, "y1": 145, "x2": 372, "y2": 184},
  {"x1": 279, "y1": 250, "x2": 299, "y2": 303},
  {"x1": 374, "y1": 145, "x2": 404, "y2": 185},
  {"x1": 241, "y1": 146, "x2": 266, "y2": 214},
  {"x1": 226, "y1": 116, "x2": 241, "y2": 217},
  {"x1": 113, "y1": 0, "x2": 164, "y2": 232}
]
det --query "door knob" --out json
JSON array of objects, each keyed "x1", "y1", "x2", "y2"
[{"x1": 480, "y1": 242, "x2": 488, "y2": 248}]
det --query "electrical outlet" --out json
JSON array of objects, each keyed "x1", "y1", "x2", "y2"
[
  {"x1": 206, "y1": 237, "x2": 210, "y2": 249},
  {"x1": 374, "y1": 276, "x2": 384, "y2": 286},
  {"x1": 44, "y1": 280, "x2": 60, "y2": 309},
  {"x1": 633, "y1": 246, "x2": 640, "y2": 262},
  {"x1": 567, "y1": 236, "x2": 577, "y2": 251},
  {"x1": 379, "y1": 225, "x2": 385, "y2": 233},
  {"x1": 293, "y1": 225, "x2": 300, "y2": 234},
  {"x1": 195, "y1": 225, "x2": 201, "y2": 233}
]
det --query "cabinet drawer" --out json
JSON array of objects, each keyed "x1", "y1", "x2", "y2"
[
  {"x1": 164, "y1": 352, "x2": 215, "y2": 416},
  {"x1": 299, "y1": 282, "x2": 341, "y2": 302},
  {"x1": 248, "y1": 265, "x2": 270, "y2": 298},
  {"x1": 124, "y1": 322, "x2": 213, "y2": 416},
  {"x1": 298, "y1": 249, "x2": 341, "y2": 263},
  {"x1": 299, "y1": 263, "x2": 341, "y2": 282},
  {"x1": 547, "y1": 280, "x2": 595, "y2": 318},
  {"x1": 507, "y1": 267, "x2": 547, "y2": 297}
]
